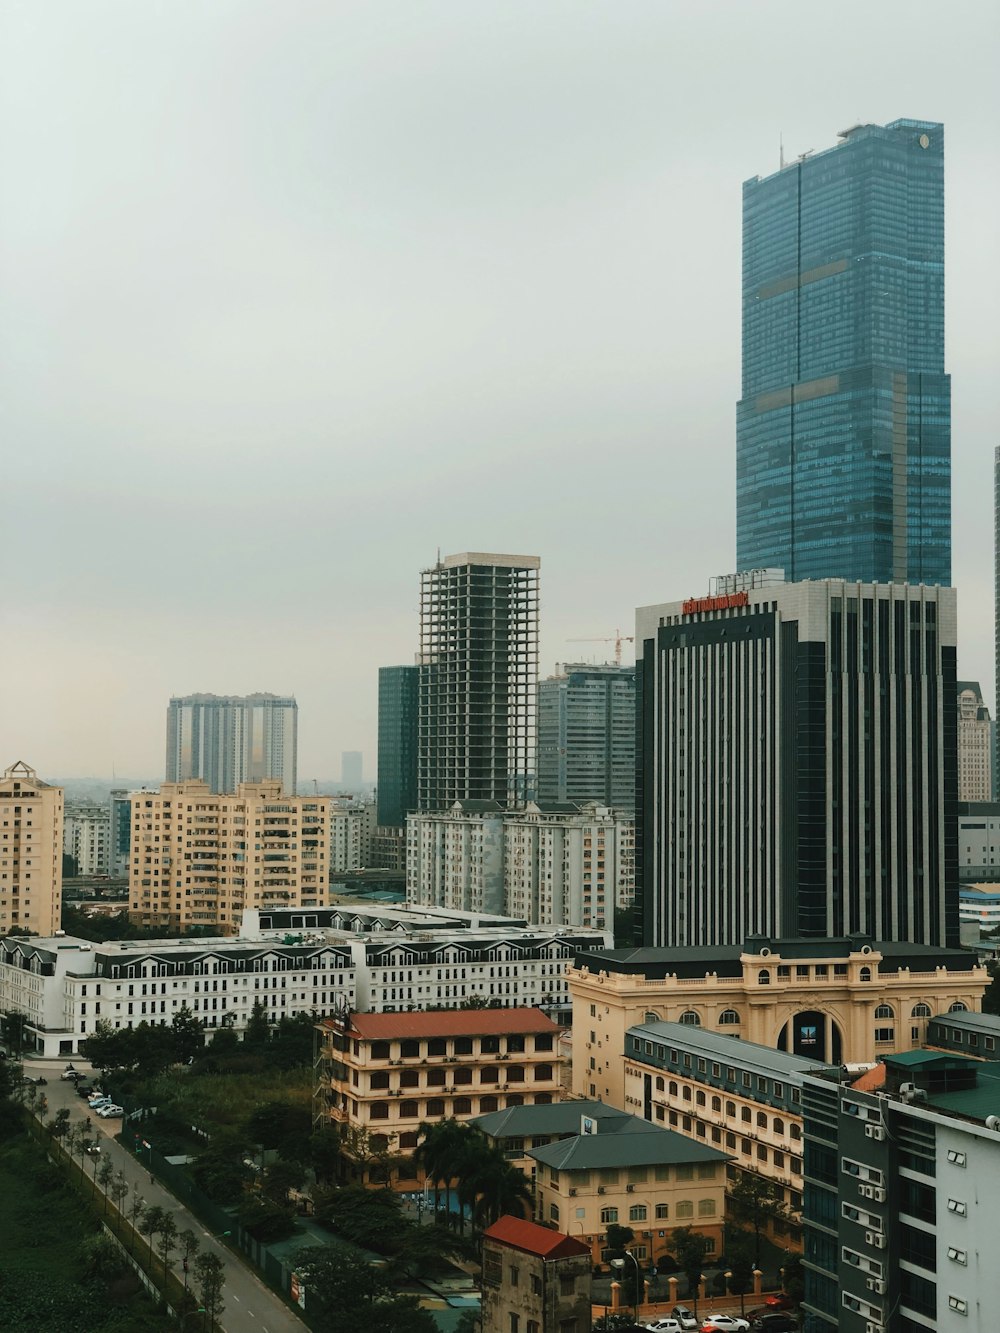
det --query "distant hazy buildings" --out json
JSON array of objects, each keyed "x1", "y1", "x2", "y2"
[
  {"x1": 63, "y1": 804, "x2": 110, "y2": 876},
  {"x1": 737, "y1": 119, "x2": 950, "y2": 585},
  {"x1": 0, "y1": 761, "x2": 63, "y2": 937},
  {"x1": 341, "y1": 750, "x2": 363, "y2": 787},
  {"x1": 165, "y1": 693, "x2": 297, "y2": 794},
  {"x1": 637, "y1": 576, "x2": 959, "y2": 949},
  {"x1": 407, "y1": 801, "x2": 633, "y2": 929},
  {"x1": 108, "y1": 789, "x2": 132, "y2": 878},
  {"x1": 376, "y1": 666, "x2": 419, "y2": 828},
  {"x1": 129, "y1": 779, "x2": 328, "y2": 934},
  {"x1": 418, "y1": 553, "x2": 540, "y2": 811},
  {"x1": 536, "y1": 663, "x2": 635, "y2": 809},
  {"x1": 957, "y1": 681, "x2": 992, "y2": 802}
]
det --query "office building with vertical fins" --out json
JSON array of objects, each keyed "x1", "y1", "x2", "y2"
[
  {"x1": 636, "y1": 575, "x2": 959, "y2": 950},
  {"x1": 165, "y1": 693, "x2": 297, "y2": 795},
  {"x1": 536, "y1": 663, "x2": 636, "y2": 809},
  {"x1": 737, "y1": 119, "x2": 950, "y2": 585},
  {"x1": 418, "y1": 553, "x2": 539, "y2": 811}
]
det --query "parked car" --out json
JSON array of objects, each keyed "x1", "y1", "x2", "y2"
[
  {"x1": 77, "y1": 1085, "x2": 93, "y2": 1098},
  {"x1": 750, "y1": 1315, "x2": 797, "y2": 1332},
  {"x1": 671, "y1": 1310, "x2": 699, "y2": 1332},
  {"x1": 60, "y1": 1065, "x2": 81, "y2": 1081},
  {"x1": 21, "y1": 1075, "x2": 46, "y2": 1086},
  {"x1": 88, "y1": 1098, "x2": 113, "y2": 1110},
  {"x1": 96, "y1": 1104, "x2": 123, "y2": 1118},
  {"x1": 645, "y1": 1320, "x2": 683, "y2": 1332},
  {"x1": 84, "y1": 1144, "x2": 101, "y2": 1157},
  {"x1": 764, "y1": 1296, "x2": 795, "y2": 1312},
  {"x1": 701, "y1": 1319, "x2": 751, "y2": 1333}
]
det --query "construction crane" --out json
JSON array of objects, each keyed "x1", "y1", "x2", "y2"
[{"x1": 566, "y1": 629, "x2": 635, "y2": 667}]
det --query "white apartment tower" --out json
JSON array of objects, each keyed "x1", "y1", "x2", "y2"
[
  {"x1": 165, "y1": 693, "x2": 298, "y2": 794},
  {"x1": 129, "y1": 779, "x2": 329, "y2": 934},
  {"x1": 536, "y1": 663, "x2": 636, "y2": 809},
  {"x1": 0, "y1": 761, "x2": 63, "y2": 937},
  {"x1": 418, "y1": 553, "x2": 540, "y2": 811}
]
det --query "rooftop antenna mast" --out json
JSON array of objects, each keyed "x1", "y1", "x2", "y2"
[{"x1": 779, "y1": 131, "x2": 785, "y2": 170}]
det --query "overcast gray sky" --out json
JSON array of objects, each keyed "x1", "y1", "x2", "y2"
[{"x1": 2, "y1": 1, "x2": 998, "y2": 781}]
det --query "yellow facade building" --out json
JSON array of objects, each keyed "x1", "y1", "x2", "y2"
[
  {"x1": 129, "y1": 779, "x2": 329, "y2": 934},
  {"x1": 0, "y1": 761, "x2": 63, "y2": 938}
]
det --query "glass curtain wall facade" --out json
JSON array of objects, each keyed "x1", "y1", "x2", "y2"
[
  {"x1": 377, "y1": 666, "x2": 419, "y2": 828},
  {"x1": 737, "y1": 119, "x2": 950, "y2": 585}
]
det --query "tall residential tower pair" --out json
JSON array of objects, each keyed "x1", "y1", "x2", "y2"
[
  {"x1": 165, "y1": 693, "x2": 297, "y2": 795},
  {"x1": 639, "y1": 119, "x2": 955, "y2": 951}
]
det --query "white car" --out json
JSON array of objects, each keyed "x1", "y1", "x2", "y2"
[
  {"x1": 645, "y1": 1321, "x2": 683, "y2": 1332},
  {"x1": 88, "y1": 1097, "x2": 113, "y2": 1109},
  {"x1": 96, "y1": 1104, "x2": 124, "y2": 1118},
  {"x1": 701, "y1": 1318, "x2": 750, "y2": 1333}
]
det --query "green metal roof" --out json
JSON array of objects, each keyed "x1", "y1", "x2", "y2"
[
  {"x1": 527, "y1": 1120, "x2": 730, "y2": 1172},
  {"x1": 924, "y1": 1062, "x2": 1000, "y2": 1122},
  {"x1": 472, "y1": 1101, "x2": 630, "y2": 1140},
  {"x1": 884, "y1": 1050, "x2": 964, "y2": 1068}
]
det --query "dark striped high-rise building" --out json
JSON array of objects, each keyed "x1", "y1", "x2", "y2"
[
  {"x1": 418, "y1": 553, "x2": 539, "y2": 811},
  {"x1": 376, "y1": 665, "x2": 419, "y2": 829},
  {"x1": 636, "y1": 576, "x2": 958, "y2": 949}
]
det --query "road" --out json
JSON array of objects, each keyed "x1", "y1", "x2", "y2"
[{"x1": 22, "y1": 1056, "x2": 306, "y2": 1333}]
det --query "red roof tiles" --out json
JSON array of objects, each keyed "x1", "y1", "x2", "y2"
[
  {"x1": 323, "y1": 1006, "x2": 559, "y2": 1040},
  {"x1": 483, "y1": 1215, "x2": 590, "y2": 1259}
]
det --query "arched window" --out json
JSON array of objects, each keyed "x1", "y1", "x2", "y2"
[
  {"x1": 696, "y1": 1091, "x2": 706, "y2": 1107},
  {"x1": 741, "y1": 1106, "x2": 752, "y2": 1123},
  {"x1": 875, "y1": 1004, "x2": 894, "y2": 1020},
  {"x1": 711, "y1": 1096, "x2": 722, "y2": 1112},
  {"x1": 479, "y1": 1095, "x2": 498, "y2": 1113},
  {"x1": 682, "y1": 1086, "x2": 692, "y2": 1103},
  {"x1": 453, "y1": 1097, "x2": 472, "y2": 1116},
  {"x1": 911, "y1": 1003, "x2": 932, "y2": 1018},
  {"x1": 725, "y1": 1101, "x2": 736, "y2": 1118},
  {"x1": 758, "y1": 970, "x2": 771, "y2": 985},
  {"x1": 790, "y1": 1124, "x2": 801, "y2": 1141},
  {"x1": 949, "y1": 1001, "x2": 969, "y2": 1013},
  {"x1": 655, "y1": 1076, "x2": 665, "y2": 1092},
  {"x1": 675, "y1": 1200, "x2": 694, "y2": 1220},
  {"x1": 644, "y1": 1011, "x2": 661, "y2": 1023},
  {"x1": 859, "y1": 966, "x2": 872, "y2": 982},
  {"x1": 719, "y1": 1009, "x2": 741, "y2": 1026},
  {"x1": 505, "y1": 1094, "x2": 524, "y2": 1107},
  {"x1": 669, "y1": 1081, "x2": 679, "y2": 1097},
  {"x1": 773, "y1": 1118, "x2": 785, "y2": 1135},
  {"x1": 756, "y1": 1111, "x2": 767, "y2": 1128},
  {"x1": 698, "y1": 1199, "x2": 716, "y2": 1217},
  {"x1": 679, "y1": 1010, "x2": 701, "y2": 1026},
  {"x1": 427, "y1": 1098, "x2": 445, "y2": 1118}
]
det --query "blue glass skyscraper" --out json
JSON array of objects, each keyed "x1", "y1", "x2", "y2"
[{"x1": 736, "y1": 120, "x2": 950, "y2": 584}]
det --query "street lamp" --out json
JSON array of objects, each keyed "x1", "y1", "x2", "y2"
[{"x1": 611, "y1": 1253, "x2": 641, "y2": 1320}]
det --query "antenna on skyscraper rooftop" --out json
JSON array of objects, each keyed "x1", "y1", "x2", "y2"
[{"x1": 779, "y1": 132, "x2": 784, "y2": 170}]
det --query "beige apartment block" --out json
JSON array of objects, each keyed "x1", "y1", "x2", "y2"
[
  {"x1": 314, "y1": 1008, "x2": 563, "y2": 1185},
  {"x1": 569, "y1": 938, "x2": 989, "y2": 1109},
  {"x1": 0, "y1": 761, "x2": 63, "y2": 937},
  {"x1": 129, "y1": 779, "x2": 330, "y2": 935}
]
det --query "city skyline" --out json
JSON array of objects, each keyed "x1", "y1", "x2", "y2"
[{"x1": 2, "y1": 4, "x2": 997, "y2": 780}]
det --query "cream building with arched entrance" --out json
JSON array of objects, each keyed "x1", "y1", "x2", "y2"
[{"x1": 568, "y1": 936, "x2": 988, "y2": 1109}]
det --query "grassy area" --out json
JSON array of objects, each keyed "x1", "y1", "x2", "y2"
[
  {"x1": 0, "y1": 1131, "x2": 176, "y2": 1332},
  {"x1": 136, "y1": 1066, "x2": 312, "y2": 1133}
]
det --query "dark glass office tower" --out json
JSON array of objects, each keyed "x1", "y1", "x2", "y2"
[
  {"x1": 737, "y1": 120, "x2": 950, "y2": 585},
  {"x1": 376, "y1": 666, "x2": 419, "y2": 828}
]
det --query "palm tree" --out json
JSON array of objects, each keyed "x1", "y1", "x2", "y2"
[
  {"x1": 415, "y1": 1118, "x2": 469, "y2": 1217},
  {"x1": 472, "y1": 1155, "x2": 533, "y2": 1229}
]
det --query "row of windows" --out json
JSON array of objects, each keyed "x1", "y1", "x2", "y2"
[{"x1": 597, "y1": 1199, "x2": 716, "y2": 1225}]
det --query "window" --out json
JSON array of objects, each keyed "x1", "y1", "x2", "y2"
[
  {"x1": 698, "y1": 1199, "x2": 716, "y2": 1217},
  {"x1": 719, "y1": 1009, "x2": 741, "y2": 1025},
  {"x1": 859, "y1": 967, "x2": 872, "y2": 982},
  {"x1": 600, "y1": 1207, "x2": 618, "y2": 1224},
  {"x1": 949, "y1": 1002, "x2": 969, "y2": 1013},
  {"x1": 655, "y1": 1203, "x2": 669, "y2": 1219},
  {"x1": 912, "y1": 1003, "x2": 931, "y2": 1018},
  {"x1": 773, "y1": 1118, "x2": 785, "y2": 1135},
  {"x1": 675, "y1": 1164, "x2": 693, "y2": 1181},
  {"x1": 756, "y1": 1112, "x2": 767, "y2": 1128},
  {"x1": 629, "y1": 1205, "x2": 647, "y2": 1222},
  {"x1": 757, "y1": 970, "x2": 770, "y2": 985},
  {"x1": 680, "y1": 1010, "x2": 700, "y2": 1026},
  {"x1": 549, "y1": 1203, "x2": 560, "y2": 1223},
  {"x1": 510, "y1": 1266, "x2": 519, "y2": 1287},
  {"x1": 875, "y1": 1004, "x2": 894, "y2": 1020},
  {"x1": 675, "y1": 1200, "x2": 694, "y2": 1219},
  {"x1": 875, "y1": 1027, "x2": 894, "y2": 1042}
]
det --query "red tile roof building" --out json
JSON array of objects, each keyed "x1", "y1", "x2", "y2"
[{"x1": 481, "y1": 1215, "x2": 592, "y2": 1333}]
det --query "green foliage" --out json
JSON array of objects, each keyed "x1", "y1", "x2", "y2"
[
  {"x1": 191, "y1": 1129, "x2": 253, "y2": 1204},
  {"x1": 782, "y1": 1252, "x2": 804, "y2": 1303},
  {"x1": 727, "y1": 1169, "x2": 799, "y2": 1264},
  {"x1": 293, "y1": 1241, "x2": 438, "y2": 1333},
  {"x1": 413, "y1": 1118, "x2": 531, "y2": 1234},
  {"x1": 77, "y1": 1233, "x2": 128, "y2": 1285},
  {"x1": 672, "y1": 1226, "x2": 712, "y2": 1311},
  {"x1": 262, "y1": 1158, "x2": 306, "y2": 1205},
  {"x1": 245, "y1": 1099, "x2": 311, "y2": 1153},
  {"x1": 982, "y1": 965, "x2": 1000, "y2": 1017},
  {"x1": 237, "y1": 1190, "x2": 297, "y2": 1241},
  {"x1": 194, "y1": 1251, "x2": 225, "y2": 1328},
  {"x1": 244, "y1": 1000, "x2": 271, "y2": 1046},
  {"x1": 170, "y1": 1005, "x2": 206, "y2": 1061}
]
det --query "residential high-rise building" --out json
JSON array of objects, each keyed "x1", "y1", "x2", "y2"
[
  {"x1": 376, "y1": 666, "x2": 419, "y2": 828},
  {"x1": 737, "y1": 119, "x2": 950, "y2": 585},
  {"x1": 165, "y1": 693, "x2": 297, "y2": 794},
  {"x1": 636, "y1": 575, "x2": 959, "y2": 949},
  {"x1": 328, "y1": 797, "x2": 376, "y2": 872},
  {"x1": 0, "y1": 761, "x2": 63, "y2": 936},
  {"x1": 957, "y1": 681, "x2": 992, "y2": 802},
  {"x1": 536, "y1": 663, "x2": 636, "y2": 809},
  {"x1": 995, "y1": 446, "x2": 1000, "y2": 796},
  {"x1": 129, "y1": 779, "x2": 328, "y2": 934},
  {"x1": 341, "y1": 751, "x2": 363, "y2": 787},
  {"x1": 63, "y1": 804, "x2": 110, "y2": 876},
  {"x1": 418, "y1": 552, "x2": 540, "y2": 811}
]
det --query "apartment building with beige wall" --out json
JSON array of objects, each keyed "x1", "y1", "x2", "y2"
[
  {"x1": 314, "y1": 1008, "x2": 563, "y2": 1181},
  {"x1": 569, "y1": 937, "x2": 989, "y2": 1109},
  {"x1": 129, "y1": 779, "x2": 330, "y2": 934},
  {"x1": 0, "y1": 761, "x2": 63, "y2": 938}
]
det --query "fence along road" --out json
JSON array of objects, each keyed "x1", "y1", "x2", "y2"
[{"x1": 24, "y1": 1057, "x2": 307, "y2": 1333}]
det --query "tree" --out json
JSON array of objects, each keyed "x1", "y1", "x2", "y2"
[
  {"x1": 672, "y1": 1227, "x2": 711, "y2": 1316},
  {"x1": 725, "y1": 1230, "x2": 755, "y2": 1315},
  {"x1": 727, "y1": 1169, "x2": 799, "y2": 1266},
  {"x1": 604, "y1": 1223, "x2": 637, "y2": 1307},
  {"x1": 244, "y1": 1000, "x2": 271, "y2": 1046},
  {"x1": 178, "y1": 1229, "x2": 201, "y2": 1311},
  {"x1": 782, "y1": 1253, "x2": 804, "y2": 1304},
  {"x1": 48, "y1": 1107, "x2": 71, "y2": 1140},
  {"x1": 2, "y1": 1010, "x2": 28, "y2": 1054},
  {"x1": 157, "y1": 1212, "x2": 178, "y2": 1276},
  {"x1": 191, "y1": 1129, "x2": 253, "y2": 1204},
  {"x1": 245, "y1": 1100, "x2": 311, "y2": 1157},
  {"x1": 142, "y1": 1204, "x2": 167, "y2": 1269},
  {"x1": 237, "y1": 1191, "x2": 297, "y2": 1242},
  {"x1": 194, "y1": 1251, "x2": 226, "y2": 1331},
  {"x1": 262, "y1": 1158, "x2": 306, "y2": 1206},
  {"x1": 293, "y1": 1241, "x2": 437, "y2": 1333},
  {"x1": 982, "y1": 966, "x2": 1000, "y2": 1017},
  {"x1": 111, "y1": 1169, "x2": 130, "y2": 1223},
  {"x1": 308, "y1": 1126, "x2": 342, "y2": 1183},
  {"x1": 97, "y1": 1157, "x2": 115, "y2": 1213},
  {"x1": 128, "y1": 1194, "x2": 146, "y2": 1255},
  {"x1": 170, "y1": 1005, "x2": 205, "y2": 1062}
]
